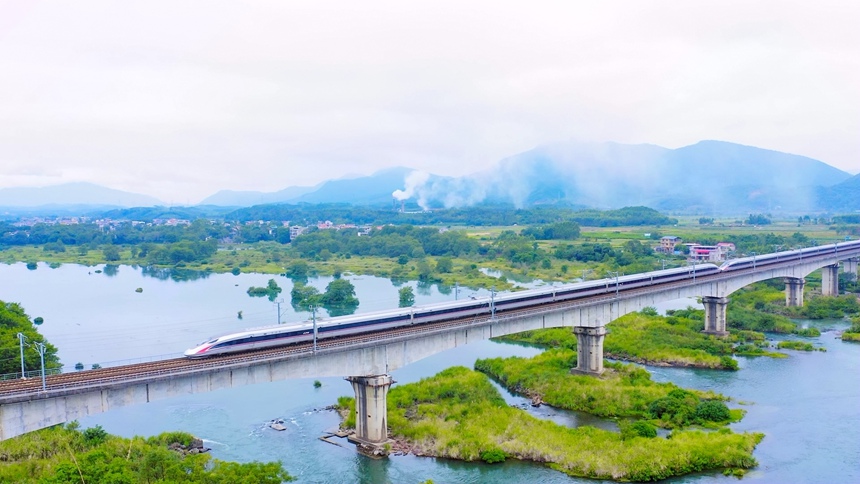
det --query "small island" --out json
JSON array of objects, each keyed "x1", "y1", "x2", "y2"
[{"x1": 336, "y1": 365, "x2": 761, "y2": 481}]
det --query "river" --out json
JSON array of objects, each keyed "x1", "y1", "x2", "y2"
[{"x1": 1, "y1": 262, "x2": 858, "y2": 483}]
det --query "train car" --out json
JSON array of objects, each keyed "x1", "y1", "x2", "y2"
[
  {"x1": 184, "y1": 305, "x2": 416, "y2": 358},
  {"x1": 183, "y1": 262, "x2": 722, "y2": 359},
  {"x1": 184, "y1": 296, "x2": 497, "y2": 358},
  {"x1": 719, "y1": 239, "x2": 860, "y2": 272}
]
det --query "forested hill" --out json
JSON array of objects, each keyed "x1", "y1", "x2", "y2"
[{"x1": 224, "y1": 205, "x2": 677, "y2": 227}]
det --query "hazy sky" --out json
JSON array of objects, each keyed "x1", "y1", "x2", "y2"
[{"x1": 1, "y1": 1, "x2": 858, "y2": 204}]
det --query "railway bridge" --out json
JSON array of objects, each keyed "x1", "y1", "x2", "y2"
[{"x1": 1, "y1": 243, "x2": 859, "y2": 449}]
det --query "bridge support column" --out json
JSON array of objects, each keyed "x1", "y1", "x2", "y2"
[
  {"x1": 702, "y1": 296, "x2": 729, "y2": 336},
  {"x1": 571, "y1": 326, "x2": 606, "y2": 375},
  {"x1": 784, "y1": 277, "x2": 805, "y2": 307},
  {"x1": 821, "y1": 264, "x2": 840, "y2": 297},
  {"x1": 346, "y1": 374, "x2": 394, "y2": 455},
  {"x1": 842, "y1": 257, "x2": 858, "y2": 276}
]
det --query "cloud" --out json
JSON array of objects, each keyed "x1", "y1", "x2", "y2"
[{"x1": 0, "y1": 1, "x2": 858, "y2": 202}]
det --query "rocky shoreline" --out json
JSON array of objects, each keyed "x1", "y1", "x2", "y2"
[{"x1": 167, "y1": 438, "x2": 210, "y2": 456}]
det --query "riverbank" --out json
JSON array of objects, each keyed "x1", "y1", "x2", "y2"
[
  {"x1": 337, "y1": 366, "x2": 761, "y2": 481},
  {"x1": 0, "y1": 244, "x2": 518, "y2": 291}
]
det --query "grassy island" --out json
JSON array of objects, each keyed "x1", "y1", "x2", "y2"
[
  {"x1": 339, "y1": 367, "x2": 762, "y2": 481},
  {"x1": 776, "y1": 340, "x2": 825, "y2": 352},
  {"x1": 475, "y1": 350, "x2": 744, "y2": 426},
  {"x1": 498, "y1": 308, "x2": 788, "y2": 370},
  {"x1": 841, "y1": 320, "x2": 860, "y2": 342},
  {"x1": 0, "y1": 423, "x2": 293, "y2": 483}
]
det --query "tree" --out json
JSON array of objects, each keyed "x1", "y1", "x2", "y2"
[
  {"x1": 398, "y1": 286, "x2": 415, "y2": 307},
  {"x1": 103, "y1": 245, "x2": 121, "y2": 261},
  {"x1": 247, "y1": 279, "x2": 282, "y2": 301},
  {"x1": 291, "y1": 282, "x2": 321, "y2": 312},
  {"x1": 416, "y1": 259, "x2": 434, "y2": 282},
  {"x1": 286, "y1": 260, "x2": 310, "y2": 281},
  {"x1": 435, "y1": 257, "x2": 453, "y2": 273},
  {"x1": 746, "y1": 213, "x2": 772, "y2": 225},
  {"x1": 0, "y1": 301, "x2": 60, "y2": 375},
  {"x1": 320, "y1": 279, "x2": 359, "y2": 316}
]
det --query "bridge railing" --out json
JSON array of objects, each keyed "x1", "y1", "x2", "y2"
[
  {"x1": 0, "y1": 368, "x2": 62, "y2": 381},
  {"x1": 0, "y1": 352, "x2": 184, "y2": 382}
]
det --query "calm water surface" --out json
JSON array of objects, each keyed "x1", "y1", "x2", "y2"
[{"x1": 1, "y1": 263, "x2": 858, "y2": 483}]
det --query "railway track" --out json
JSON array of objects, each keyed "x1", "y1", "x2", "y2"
[{"x1": 1, "y1": 248, "x2": 854, "y2": 401}]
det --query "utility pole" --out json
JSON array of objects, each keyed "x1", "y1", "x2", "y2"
[
  {"x1": 455, "y1": 282, "x2": 459, "y2": 301},
  {"x1": 34, "y1": 342, "x2": 47, "y2": 391},
  {"x1": 607, "y1": 271, "x2": 620, "y2": 296},
  {"x1": 311, "y1": 306, "x2": 318, "y2": 353},
  {"x1": 490, "y1": 286, "x2": 496, "y2": 321},
  {"x1": 275, "y1": 298, "x2": 284, "y2": 324},
  {"x1": 17, "y1": 332, "x2": 26, "y2": 378}
]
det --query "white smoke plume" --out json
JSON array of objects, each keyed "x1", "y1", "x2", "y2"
[{"x1": 392, "y1": 171, "x2": 430, "y2": 202}]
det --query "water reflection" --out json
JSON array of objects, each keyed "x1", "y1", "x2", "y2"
[
  {"x1": 416, "y1": 281, "x2": 433, "y2": 296},
  {"x1": 102, "y1": 264, "x2": 119, "y2": 277},
  {"x1": 141, "y1": 265, "x2": 212, "y2": 282},
  {"x1": 354, "y1": 453, "x2": 392, "y2": 484}
]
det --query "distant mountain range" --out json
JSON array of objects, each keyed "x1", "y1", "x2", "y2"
[
  {"x1": 1, "y1": 141, "x2": 857, "y2": 215},
  {"x1": 199, "y1": 140, "x2": 855, "y2": 214},
  {"x1": 0, "y1": 182, "x2": 162, "y2": 208}
]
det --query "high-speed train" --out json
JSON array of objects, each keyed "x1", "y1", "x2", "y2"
[
  {"x1": 185, "y1": 239, "x2": 860, "y2": 358},
  {"x1": 184, "y1": 263, "x2": 718, "y2": 358},
  {"x1": 718, "y1": 238, "x2": 860, "y2": 272}
]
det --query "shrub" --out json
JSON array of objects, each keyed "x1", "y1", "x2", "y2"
[
  {"x1": 696, "y1": 400, "x2": 731, "y2": 422},
  {"x1": 480, "y1": 447, "x2": 507, "y2": 464},
  {"x1": 620, "y1": 421, "x2": 657, "y2": 440},
  {"x1": 82, "y1": 425, "x2": 108, "y2": 446},
  {"x1": 720, "y1": 356, "x2": 739, "y2": 371},
  {"x1": 640, "y1": 306, "x2": 659, "y2": 317}
]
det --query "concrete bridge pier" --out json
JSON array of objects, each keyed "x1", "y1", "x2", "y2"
[
  {"x1": 571, "y1": 326, "x2": 606, "y2": 375},
  {"x1": 702, "y1": 296, "x2": 729, "y2": 336},
  {"x1": 844, "y1": 258, "x2": 859, "y2": 280},
  {"x1": 784, "y1": 277, "x2": 805, "y2": 307},
  {"x1": 346, "y1": 374, "x2": 394, "y2": 455},
  {"x1": 821, "y1": 264, "x2": 840, "y2": 296},
  {"x1": 842, "y1": 257, "x2": 860, "y2": 281}
]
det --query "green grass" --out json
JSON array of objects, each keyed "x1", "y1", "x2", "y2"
[
  {"x1": 0, "y1": 424, "x2": 293, "y2": 483},
  {"x1": 475, "y1": 350, "x2": 735, "y2": 425},
  {"x1": 776, "y1": 340, "x2": 824, "y2": 352},
  {"x1": 843, "y1": 332, "x2": 860, "y2": 342},
  {"x1": 340, "y1": 366, "x2": 762, "y2": 481},
  {"x1": 498, "y1": 310, "x2": 788, "y2": 369}
]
